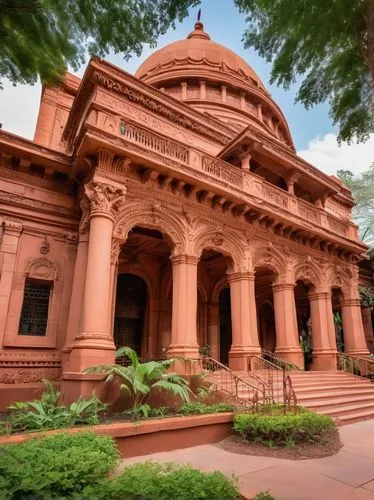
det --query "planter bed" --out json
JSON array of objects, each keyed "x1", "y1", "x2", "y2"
[{"x1": 0, "y1": 412, "x2": 234, "y2": 458}]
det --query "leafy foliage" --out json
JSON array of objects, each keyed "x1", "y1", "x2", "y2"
[
  {"x1": 7, "y1": 378, "x2": 107, "y2": 432},
  {"x1": 85, "y1": 346, "x2": 191, "y2": 419},
  {"x1": 359, "y1": 285, "x2": 374, "y2": 307},
  {"x1": 234, "y1": 0, "x2": 374, "y2": 143},
  {"x1": 233, "y1": 411, "x2": 335, "y2": 447},
  {"x1": 92, "y1": 461, "x2": 241, "y2": 500},
  {"x1": 337, "y1": 165, "x2": 374, "y2": 247},
  {"x1": 0, "y1": 0, "x2": 199, "y2": 86},
  {"x1": 253, "y1": 493, "x2": 276, "y2": 500},
  {"x1": 0, "y1": 431, "x2": 119, "y2": 499},
  {"x1": 181, "y1": 401, "x2": 234, "y2": 415}
]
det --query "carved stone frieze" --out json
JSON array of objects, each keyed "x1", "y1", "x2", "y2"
[
  {"x1": 111, "y1": 238, "x2": 123, "y2": 265},
  {"x1": 3, "y1": 219, "x2": 23, "y2": 235},
  {"x1": 94, "y1": 72, "x2": 229, "y2": 145},
  {"x1": 0, "y1": 368, "x2": 60, "y2": 384},
  {"x1": 0, "y1": 190, "x2": 76, "y2": 217}
]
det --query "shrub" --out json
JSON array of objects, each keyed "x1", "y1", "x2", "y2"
[
  {"x1": 253, "y1": 492, "x2": 276, "y2": 500},
  {"x1": 233, "y1": 411, "x2": 335, "y2": 447},
  {"x1": 181, "y1": 401, "x2": 234, "y2": 415},
  {"x1": 93, "y1": 461, "x2": 240, "y2": 500},
  {"x1": 0, "y1": 431, "x2": 119, "y2": 499},
  {"x1": 85, "y1": 346, "x2": 191, "y2": 419},
  {"x1": 7, "y1": 379, "x2": 107, "y2": 432}
]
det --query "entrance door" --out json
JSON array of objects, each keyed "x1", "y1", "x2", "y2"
[
  {"x1": 219, "y1": 287, "x2": 232, "y2": 365},
  {"x1": 114, "y1": 274, "x2": 147, "y2": 356}
]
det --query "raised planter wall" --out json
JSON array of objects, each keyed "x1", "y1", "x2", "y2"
[{"x1": 0, "y1": 413, "x2": 234, "y2": 458}]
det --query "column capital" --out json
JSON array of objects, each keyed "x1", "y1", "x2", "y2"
[
  {"x1": 170, "y1": 254, "x2": 199, "y2": 266},
  {"x1": 272, "y1": 282, "x2": 294, "y2": 293},
  {"x1": 84, "y1": 181, "x2": 126, "y2": 220},
  {"x1": 227, "y1": 271, "x2": 255, "y2": 284},
  {"x1": 341, "y1": 298, "x2": 361, "y2": 307}
]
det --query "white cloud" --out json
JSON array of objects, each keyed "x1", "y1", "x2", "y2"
[{"x1": 297, "y1": 133, "x2": 374, "y2": 176}]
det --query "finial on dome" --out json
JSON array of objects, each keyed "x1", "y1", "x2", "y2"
[{"x1": 187, "y1": 11, "x2": 211, "y2": 40}]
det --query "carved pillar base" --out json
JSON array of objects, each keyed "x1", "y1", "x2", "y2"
[
  {"x1": 273, "y1": 348, "x2": 305, "y2": 368},
  {"x1": 229, "y1": 347, "x2": 260, "y2": 371},
  {"x1": 310, "y1": 349, "x2": 337, "y2": 371}
]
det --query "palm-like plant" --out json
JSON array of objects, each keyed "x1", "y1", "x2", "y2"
[{"x1": 84, "y1": 347, "x2": 191, "y2": 419}]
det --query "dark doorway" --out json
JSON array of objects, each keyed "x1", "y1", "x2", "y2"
[
  {"x1": 332, "y1": 288, "x2": 344, "y2": 352},
  {"x1": 114, "y1": 273, "x2": 147, "y2": 355},
  {"x1": 219, "y1": 287, "x2": 232, "y2": 365},
  {"x1": 294, "y1": 280, "x2": 312, "y2": 370}
]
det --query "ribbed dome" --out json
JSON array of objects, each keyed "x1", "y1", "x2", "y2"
[{"x1": 136, "y1": 21, "x2": 265, "y2": 91}]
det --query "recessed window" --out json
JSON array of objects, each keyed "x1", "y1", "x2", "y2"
[{"x1": 19, "y1": 280, "x2": 52, "y2": 336}]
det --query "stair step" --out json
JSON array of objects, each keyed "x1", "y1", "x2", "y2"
[
  {"x1": 301, "y1": 394, "x2": 374, "y2": 408},
  {"x1": 309, "y1": 401, "x2": 374, "y2": 417},
  {"x1": 295, "y1": 389, "x2": 374, "y2": 400},
  {"x1": 337, "y1": 409, "x2": 374, "y2": 425}
]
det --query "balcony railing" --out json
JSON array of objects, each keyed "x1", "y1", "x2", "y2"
[{"x1": 119, "y1": 120, "x2": 354, "y2": 241}]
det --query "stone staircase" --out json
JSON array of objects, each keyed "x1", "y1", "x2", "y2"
[{"x1": 235, "y1": 370, "x2": 374, "y2": 425}]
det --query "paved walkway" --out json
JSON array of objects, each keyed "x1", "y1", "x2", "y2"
[{"x1": 121, "y1": 420, "x2": 374, "y2": 500}]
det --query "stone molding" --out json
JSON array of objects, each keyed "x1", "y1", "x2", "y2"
[
  {"x1": 24, "y1": 257, "x2": 60, "y2": 281},
  {"x1": 227, "y1": 271, "x2": 255, "y2": 284},
  {"x1": 3, "y1": 220, "x2": 23, "y2": 235},
  {"x1": 272, "y1": 283, "x2": 295, "y2": 293},
  {"x1": 340, "y1": 298, "x2": 361, "y2": 307},
  {"x1": 308, "y1": 291, "x2": 331, "y2": 302},
  {"x1": 170, "y1": 254, "x2": 199, "y2": 266}
]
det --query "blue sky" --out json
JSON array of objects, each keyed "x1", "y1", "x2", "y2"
[{"x1": 0, "y1": 0, "x2": 372, "y2": 175}]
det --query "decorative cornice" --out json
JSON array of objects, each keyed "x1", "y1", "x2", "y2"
[
  {"x1": 227, "y1": 271, "x2": 255, "y2": 283},
  {"x1": 84, "y1": 181, "x2": 126, "y2": 219}
]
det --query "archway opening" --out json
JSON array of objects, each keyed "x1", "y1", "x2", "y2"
[
  {"x1": 294, "y1": 280, "x2": 312, "y2": 370},
  {"x1": 255, "y1": 268, "x2": 277, "y2": 353},
  {"x1": 114, "y1": 225, "x2": 172, "y2": 359},
  {"x1": 198, "y1": 249, "x2": 232, "y2": 363},
  {"x1": 332, "y1": 287, "x2": 344, "y2": 352},
  {"x1": 114, "y1": 274, "x2": 147, "y2": 355}
]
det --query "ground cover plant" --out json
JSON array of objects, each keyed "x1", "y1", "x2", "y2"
[
  {"x1": 181, "y1": 401, "x2": 234, "y2": 415},
  {"x1": 0, "y1": 431, "x2": 243, "y2": 500},
  {"x1": 233, "y1": 408, "x2": 335, "y2": 448},
  {"x1": 4, "y1": 378, "x2": 107, "y2": 433}
]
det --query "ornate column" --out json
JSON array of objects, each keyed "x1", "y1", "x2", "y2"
[
  {"x1": 207, "y1": 302, "x2": 219, "y2": 360},
  {"x1": 66, "y1": 180, "x2": 126, "y2": 373},
  {"x1": 0, "y1": 220, "x2": 23, "y2": 342},
  {"x1": 228, "y1": 272, "x2": 260, "y2": 371},
  {"x1": 341, "y1": 298, "x2": 370, "y2": 357},
  {"x1": 167, "y1": 255, "x2": 199, "y2": 359},
  {"x1": 361, "y1": 307, "x2": 374, "y2": 353},
  {"x1": 108, "y1": 238, "x2": 122, "y2": 337},
  {"x1": 308, "y1": 291, "x2": 337, "y2": 370},
  {"x1": 272, "y1": 283, "x2": 304, "y2": 368}
]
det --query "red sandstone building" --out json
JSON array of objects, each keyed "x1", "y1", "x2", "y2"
[{"x1": 0, "y1": 22, "x2": 373, "y2": 405}]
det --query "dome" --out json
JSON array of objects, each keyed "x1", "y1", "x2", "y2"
[
  {"x1": 136, "y1": 21, "x2": 266, "y2": 92},
  {"x1": 135, "y1": 21, "x2": 293, "y2": 148}
]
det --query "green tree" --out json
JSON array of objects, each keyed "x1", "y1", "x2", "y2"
[
  {"x1": 0, "y1": 0, "x2": 198, "y2": 87},
  {"x1": 337, "y1": 164, "x2": 374, "y2": 247},
  {"x1": 234, "y1": 0, "x2": 374, "y2": 143}
]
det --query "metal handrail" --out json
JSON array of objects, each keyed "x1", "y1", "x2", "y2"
[
  {"x1": 249, "y1": 355, "x2": 298, "y2": 412},
  {"x1": 189, "y1": 357, "x2": 270, "y2": 409},
  {"x1": 337, "y1": 353, "x2": 374, "y2": 380},
  {"x1": 261, "y1": 349, "x2": 303, "y2": 371}
]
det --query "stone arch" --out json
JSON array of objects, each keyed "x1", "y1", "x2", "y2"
[
  {"x1": 117, "y1": 262, "x2": 156, "y2": 299},
  {"x1": 293, "y1": 258, "x2": 322, "y2": 290},
  {"x1": 193, "y1": 225, "x2": 248, "y2": 272},
  {"x1": 325, "y1": 264, "x2": 353, "y2": 299},
  {"x1": 211, "y1": 275, "x2": 229, "y2": 303},
  {"x1": 252, "y1": 243, "x2": 286, "y2": 282},
  {"x1": 114, "y1": 202, "x2": 188, "y2": 254}
]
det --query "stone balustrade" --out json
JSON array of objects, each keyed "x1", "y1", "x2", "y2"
[{"x1": 120, "y1": 120, "x2": 354, "y2": 241}]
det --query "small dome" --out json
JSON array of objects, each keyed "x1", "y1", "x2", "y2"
[{"x1": 136, "y1": 21, "x2": 265, "y2": 91}]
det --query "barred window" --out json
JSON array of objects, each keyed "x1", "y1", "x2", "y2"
[{"x1": 19, "y1": 280, "x2": 52, "y2": 336}]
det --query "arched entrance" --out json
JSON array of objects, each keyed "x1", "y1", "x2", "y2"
[
  {"x1": 294, "y1": 280, "x2": 312, "y2": 370},
  {"x1": 219, "y1": 287, "x2": 232, "y2": 365},
  {"x1": 114, "y1": 273, "x2": 147, "y2": 355}
]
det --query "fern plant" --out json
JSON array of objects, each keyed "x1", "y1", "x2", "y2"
[{"x1": 85, "y1": 347, "x2": 191, "y2": 420}]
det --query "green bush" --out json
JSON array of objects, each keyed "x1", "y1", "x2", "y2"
[
  {"x1": 233, "y1": 411, "x2": 335, "y2": 447},
  {"x1": 0, "y1": 431, "x2": 119, "y2": 499},
  {"x1": 7, "y1": 378, "x2": 107, "y2": 432},
  {"x1": 253, "y1": 492, "x2": 276, "y2": 500},
  {"x1": 181, "y1": 401, "x2": 234, "y2": 415},
  {"x1": 93, "y1": 461, "x2": 240, "y2": 500}
]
